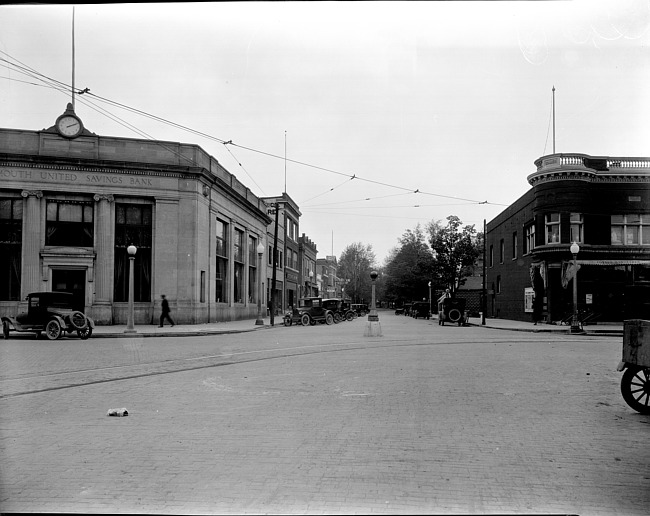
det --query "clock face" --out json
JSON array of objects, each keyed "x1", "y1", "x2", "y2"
[{"x1": 56, "y1": 115, "x2": 83, "y2": 138}]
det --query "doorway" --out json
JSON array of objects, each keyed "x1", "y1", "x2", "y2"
[{"x1": 52, "y1": 269, "x2": 86, "y2": 311}]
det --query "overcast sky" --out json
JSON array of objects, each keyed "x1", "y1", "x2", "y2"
[{"x1": 1, "y1": 1, "x2": 649, "y2": 264}]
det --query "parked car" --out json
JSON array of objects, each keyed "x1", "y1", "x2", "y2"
[
  {"x1": 323, "y1": 298, "x2": 355, "y2": 322},
  {"x1": 294, "y1": 297, "x2": 335, "y2": 326},
  {"x1": 438, "y1": 297, "x2": 466, "y2": 326},
  {"x1": 411, "y1": 302, "x2": 431, "y2": 319},
  {"x1": 351, "y1": 303, "x2": 369, "y2": 317},
  {"x1": 2, "y1": 291, "x2": 94, "y2": 340}
]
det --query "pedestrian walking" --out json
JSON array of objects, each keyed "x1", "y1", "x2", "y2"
[{"x1": 159, "y1": 294, "x2": 175, "y2": 327}]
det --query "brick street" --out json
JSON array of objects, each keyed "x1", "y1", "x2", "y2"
[{"x1": 1, "y1": 313, "x2": 648, "y2": 515}]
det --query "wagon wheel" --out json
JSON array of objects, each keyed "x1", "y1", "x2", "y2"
[
  {"x1": 300, "y1": 313, "x2": 311, "y2": 326},
  {"x1": 77, "y1": 326, "x2": 93, "y2": 340},
  {"x1": 621, "y1": 366, "x2": 650, "y2": 415},
  {"x1": 2, "y1": 321, "x2": 9, "y2": 339},
  {"x1": 45, "y1": 319, "x2": 62, "y2": 340}
]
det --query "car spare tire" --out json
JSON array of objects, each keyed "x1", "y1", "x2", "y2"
[{"x1": 69, "y1": 311, "x2": 88, "y2": 330}]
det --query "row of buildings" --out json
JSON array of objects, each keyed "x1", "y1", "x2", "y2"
[{"x1": 0, "y1": 104, "x2": 345, "y2": 325}]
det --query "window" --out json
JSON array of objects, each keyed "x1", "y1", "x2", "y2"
[
  {"x1": 545, "y1": 213, "x2": 560, "y2": 244},
  {"x1": 114, "y1": 204, "x2": 152, "y2": 302},
  {"x1": 233, "y1": 228, "x2": 244, "y2": 303},
  {"x1": 524, "y1": 224, "x2": 535, "y2": 255},
  {"x1": 248, "y1": 236, "x2": 257, "y2": 303},
  {"x1": 512, "y1": 232, "x2": 517, "y2": 260},
  {"x1": 569, "y1": 213, "x2": 583, "y2": 243},
  {"x1": 0, "y1": 198, "x2": 22, "y2": 300},
  {"x1": 489, "y1": 245, "x2": 494, "y2": 267},
  {"x1": 215, "y1": 219, "x2": 228, "y2": 302},
  {"x1": 499, "y1": 239, "x2": 504, "y2": 263},
  {"x1": 612, "y1": 215, "x2": 650, "y2": 245},
  {"x1": 496, "y1": 275, "x2": 501, "y2": 294},
  {"x1": 46, "y1": 199, "x2": 93, "y2": 246}
]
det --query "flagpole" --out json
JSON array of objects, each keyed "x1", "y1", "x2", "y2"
[
  {"x1": 72, "y1": 6, "x2": 76, "y2": 109},
  {"x1": 284, "y1": 130, "x2": 287, "y2": 193},
  {"x1": 552, "y1": 86, "x2": 555, "y2": 154}
]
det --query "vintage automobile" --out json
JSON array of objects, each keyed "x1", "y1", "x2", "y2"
[
  {"x1": 617, "y1": 319, "x2": 650, "y2": 414},
  {"x1": 351, "y1": 303, "x2": 369, "y2": 317},
  {"x1": 323, "y1": 298, "x2": 355, "y2": 322},
  {"x1": 438, "y1": 297, "x2": 466, "y2": 326},
  {"x1": 1, "y1": 291, "x2": 94, "y2": 340},
  {"x1": 296, "y1": 297, "x2": 335, "y2": 326},
  {"x1": 411, "y1": 301, "x2": 431, "y2": 320}
]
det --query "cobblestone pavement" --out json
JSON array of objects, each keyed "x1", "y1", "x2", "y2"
[{"x1": 0, "y1": 314, "x2": 647, "y2": 515}]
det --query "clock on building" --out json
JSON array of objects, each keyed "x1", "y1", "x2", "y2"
[{"x1": 54, "y1": 103, "x2": 85, "y2": 139}]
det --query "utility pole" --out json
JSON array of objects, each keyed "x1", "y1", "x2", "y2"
[
  {"x1": 270, "y1": 202, "x2": 280, "y2": 326},
  {"x1": 482, "y1": 219, "x2": 487, "y2": 325}
]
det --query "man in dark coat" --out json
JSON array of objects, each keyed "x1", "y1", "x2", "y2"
[{"x1": 159, "y1": 294, "x2": 175, "y2": 327}]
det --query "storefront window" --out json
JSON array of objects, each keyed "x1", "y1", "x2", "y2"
[
  {"x1": 0, "y1": 198, "x2": 22, "y2": 300},
  {"x1": 216, "y1": 219, "x2": 228, "y2": 302},
  {"x1": 114, "y1": 204, "x2": 152, "y2": 302}
]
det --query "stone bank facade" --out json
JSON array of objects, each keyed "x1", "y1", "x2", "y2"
[{"x1": 0, "y1": 116, "x2": 271, "y2": 325}]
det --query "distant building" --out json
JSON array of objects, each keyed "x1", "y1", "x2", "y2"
[
  {"x1": 317, "y1": 255, "x2": 338, "y2": 299},
  {"x1": 299, "y1": 233, "x2": 318, "y2": 298},
  {"x1": 486, "y1": 153, "x2": 650, "y2": 323},
  {"x1": 0, "y1": 105, "x2": 271, "y2": 325}
]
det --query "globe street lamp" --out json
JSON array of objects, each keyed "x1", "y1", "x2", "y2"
[
  {"x1": 569, "y1": 242, "x2": 582, "y2": 334},
  {"x1": 364, "y1": 270, "x2": 382, "y2": 337},
  {"x1": 125, "y1": 244, "x2": 137, "y2": 334},
  {"x1": 255, "y1": 242, "x2": 265, "y2": 326}
]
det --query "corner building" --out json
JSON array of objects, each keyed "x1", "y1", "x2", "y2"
[
  {"x1": 486, "y1": 153, "x2": 650, "y2": 323},
  {"x1": 0, "y1": 112, "x2": 271, "y2": 325}
]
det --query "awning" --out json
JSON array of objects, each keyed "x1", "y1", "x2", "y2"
[{"x1": 575, "y1": 260, "x2": 650, "y2": 266}]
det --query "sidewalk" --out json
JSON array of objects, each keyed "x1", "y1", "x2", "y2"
[{"x1": 90, "y1": 312, "x2": 623, "y2": 338}]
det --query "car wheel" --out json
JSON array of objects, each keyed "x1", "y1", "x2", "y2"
[
  {"x1": 283, "y1": 316, "x2": 292, "y2": 327},
  {"x1": 448, "y1": 308, "x2": 462, "y2": 323},
  {"x1": 325, "y1": 313, "x2": 334, "y2": 325},
  {"x1": 45, "y1": 319, "x2": 62, "y2": 340},
  {"x1": 77, "y1": 326, "x2": 93, "y2": 340},
  {"x1": 2, "y1": 321, "x2": 9, "y2": 339},
  {"x1": 300, "y1": 314, "x2": 311, "y2": 326},
  {"x1": 346, "y1": 312, "x2": 354, "y2": 321}
]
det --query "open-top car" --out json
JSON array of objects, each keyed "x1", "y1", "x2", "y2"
[{"x1": 2, "y1": 291, "x2": 95, "y2": 340}]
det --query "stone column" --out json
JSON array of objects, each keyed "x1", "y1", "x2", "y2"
[
  {"x1": 20, "y1": 190, "x2": 43, "y2": 296},
  {"x1": 93, "y1": 194, "x2": 115, "y2": 324}
]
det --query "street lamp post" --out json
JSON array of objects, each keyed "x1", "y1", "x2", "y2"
[
  {"x1": 255, "y1": 242, "x2": 265, "y2": 326},
  {"x1": 364, "y1": 270, "x2": 382, "y2": 337},
  {"x1": 570, "y1": 242, "x2": 582, "y2": 334},
  {"x1": 125, "y1": 244, "x2": 137, "y2": 334},
  {"x1": 428, "y1": 281, "x2": 432, "y2": 319}
]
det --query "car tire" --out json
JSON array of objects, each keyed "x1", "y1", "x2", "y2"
[
  {"x1": 283, "y1": 316, "x2": 292, "y2": 327},
  {"x1": 300, "y1": 314, "x2": 311, "y2": 326},
  {"x1": 77, "y1": 326, "x2": 93, "y2": 340},
  {"x1": 325, "y1": 313, "x2": 334, "y2": 325},
  {"x1": 2, "y1": 321, "x2": 9, "y2": 339},
  {"x1": 448, "y1": 308, "x2": 462, "y2": 323},
  {"x1": 346, "y1": 312, "x2": 354, "y2": 321},
  {"x1": 45, "y1": 319, "x2": 62, "y2": 340},
  {"x1": 621, "y1": 366, "x2": 650, "y2": 415}
]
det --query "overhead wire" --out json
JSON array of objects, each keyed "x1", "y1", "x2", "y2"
[{"x1": 2, "y1": 49, "x2": 508, "y2": 208}]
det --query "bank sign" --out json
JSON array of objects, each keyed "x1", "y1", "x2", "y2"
[{"x1": 1, "y1": 167, "x2": 159, "y2": 188}]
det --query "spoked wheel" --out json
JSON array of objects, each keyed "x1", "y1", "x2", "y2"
[
  {"x1": 346, "y1": 311, "x2": 354, "y2": 321},
  {"x1": 325, "y1": 313, "x2": 334, "y2": 325},
  {"x1": 77, "y1": 326, "x2": 93, "y2": 340},
  {"x1": 300, "y1": 314, "x2": 311, "y2": 326},
  {"x1": 45, "y1": 319, "x2": 62, "y2": 340},
  {"x1": 621, "y1": 366, "x2": 650, "y2": 415}
]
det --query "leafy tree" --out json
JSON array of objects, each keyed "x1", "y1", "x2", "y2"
[
  {"x1": 338, "y1": 242, "x2": 376, "y2": 303},
  {"x1": 426, "y1": 215, "x2": 480, "y2": 296},
  {"x1": 383, "y1": 225, "x2": 437, "y2": 305}
]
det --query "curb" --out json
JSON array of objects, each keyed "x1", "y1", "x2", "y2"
[
  {"x1": 468, "y1": 322, "x2": 622, "y2": 337},
  {"x1": 91, "y1": 324, "x2": 275, "y2": 339}
]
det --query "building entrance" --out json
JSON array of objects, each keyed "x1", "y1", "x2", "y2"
[{"x1": 52, "y1": 269, "x2": 86, "y2": 311}]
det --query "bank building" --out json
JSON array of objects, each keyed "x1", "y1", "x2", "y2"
[{"x1": 0, "y1": 103, "x2": 272, "y2": 325}]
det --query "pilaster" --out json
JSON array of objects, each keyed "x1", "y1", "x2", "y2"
[{"x1": 20, "y1": 190, "x2": 43, "y2": 295}]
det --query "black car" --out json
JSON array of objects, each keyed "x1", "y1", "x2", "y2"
[
  {"x1": 411, "y1": 301, "x2": 431, "y2": 319},
  {"x1": 2, "y1": 291, "x2": 94, "y2": 340},
  {"x1": 294, "y1": 297, "x2": 335, "y2": 326}
]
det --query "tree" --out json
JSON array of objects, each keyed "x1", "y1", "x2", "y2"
[
  {"x1": 426, "y1": 216, "x2": 480, "y2": 296},
  {"x1": 383, "y1": 225, "x2": 437, "y2": 305},
  {"x1": 338, "y1": 242, "x2": 376, "y2": 303}
]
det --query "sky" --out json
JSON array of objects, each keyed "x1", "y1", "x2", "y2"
[{"x1": 1, "y1": 1, "x2": 649, "y2": 265}]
